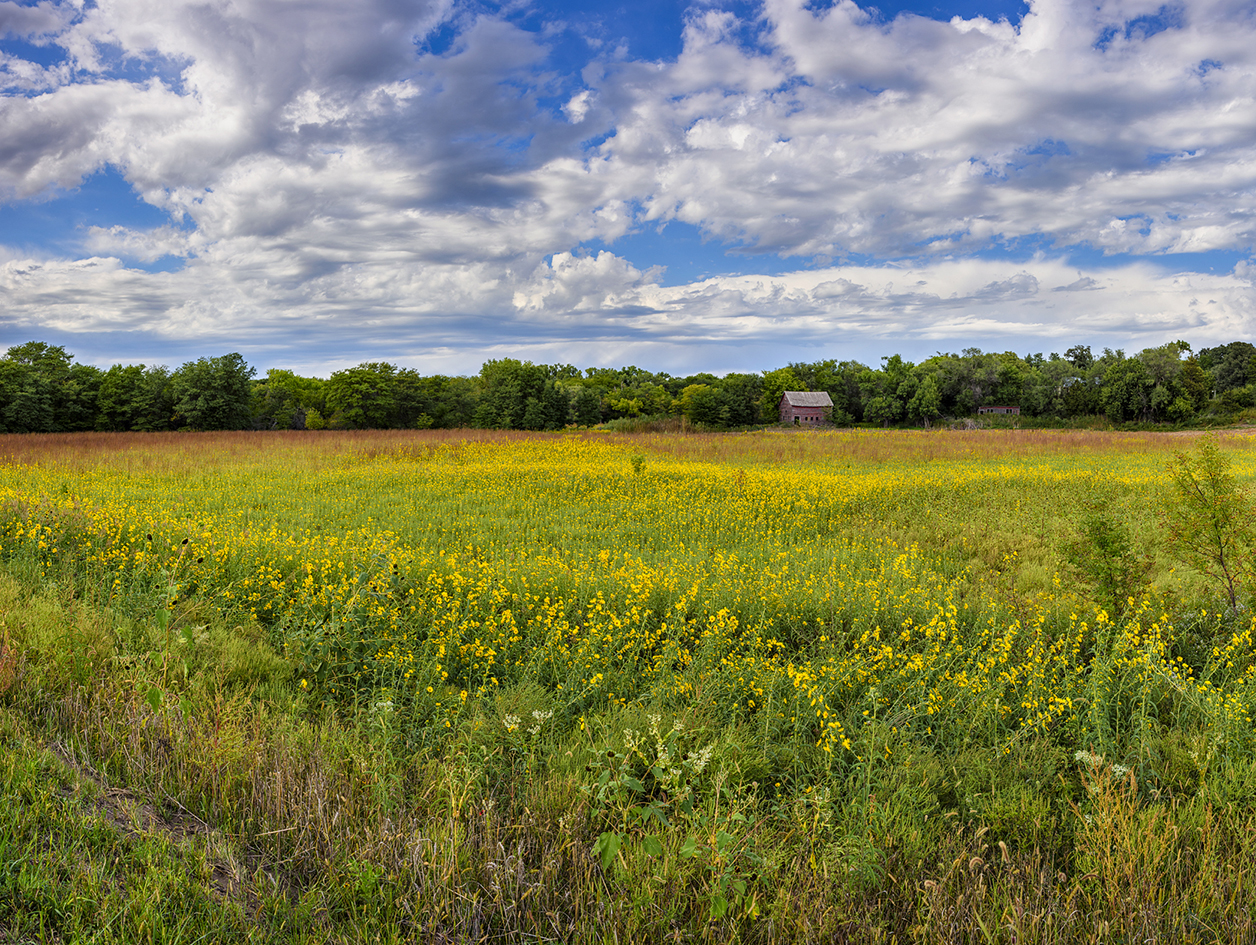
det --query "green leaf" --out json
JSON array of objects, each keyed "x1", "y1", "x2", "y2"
[
  {"x1": 679, "y1": 837, "x2": 698, "y2": 858},
  {"x1": 146, "y1": 685, "x2": 163, "y2": 712},
  {"x1": 642, "y1": 835, "x2": 663, "y2": 857},
  {"x1": 716, "y1": 830, "x2": 735, "y2": 853},
  {"x1": 638, "y1": 801, "x2": 669, "y2": 828},
  {"x1": 621, "y1": 775, "x2": 645, "y2": 793},
  {"x1": 592, "y1": 831, "x2": 622, "y2": 870},
  {"x1": 709, "y1": 895, "x2": 729, "y2": 919}
]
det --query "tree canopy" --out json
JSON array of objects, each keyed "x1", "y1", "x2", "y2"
[{"x1": 3, "y1": 338, "x2": 1254, "y2": 434}]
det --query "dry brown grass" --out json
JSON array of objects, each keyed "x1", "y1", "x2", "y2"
[
  {"x1": 0, "y1": 428, "x2": 530, "y2": 473},
  {"x1": 4, "y1": 427, "x2": 1253, "y2": 476},
  {"x1": 0, "y1": 629, "x2": 16, "y2": 697},
  {"x1": 620, "y1": 427, "x2": 1256, "y2": 468}
]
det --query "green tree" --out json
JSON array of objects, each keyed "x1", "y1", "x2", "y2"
[
  {"x1": 169, "y1": 353, "x2": 256, "y2": 430},
  {"x1": 254, "y1": 369, "x2": 326, "y2": 429},
  {"x1": 611, "y1": 383, "x2": 671, "y2": 418},
  {"x1": 0, "y1": 342, "x2": 103, "y2": 433},
  {"x1": 417, "y1": 375, "x2": 479, "y2": 428},
  {"x1": 1059, "y1": 375, "x2": 1103, "y2": 418},
  {"x1": 1161, "y1": 437, "x2": 1256, "y2": 612},
  {"x1": 1179, "y1": 357, "x2": 1210, "y2": 413},
  {"x1": 326, "y1": 363, "x2": 397, "y2": 429},
  {"x1": 0, "y1": 359, "x2": 52, "y2": 433},
  {"x1": 862, "y1": 392, "x2": 902, "y2": 426},
  {"x1": 572, "y1": 386, "x2": 603, "y2": 426},
  {"x1": 1065, "y1": 344, "x2": 1094, "y2": 370},
  {"x1": 760, "y1": 367, "x2": 801, "y2": 422},
  {"x1": 1199, "y1": 341, "x2": 1256, "y2": 395},
  {"x1": 678, "y1": 384, "x2": 724, "y2": 427},
  {"x1": 1220, "y1": 385, "x2": 1256, "y2": 413},
  {"x1": 519, "y1": 381, "x2": 570, "y2": 430},
  {"x1": 96, "y1": 364, "x2": 147, "y2": 431},
  {"x1": 715, "y1": 373, "x2": 762, "y2": 427},
  {"x1": 393, "y1": 368, "x2": 434, "y2": 428},
  {"x1": 132, "y1": 366, "x2": 174, "y2": 431},
  {"x1": 474, "y1": 359, "x2": 549, "y2": 429},
  {"x1": 858, "y1": 356, "x2": 914, "y2": 426},
  {"x1": 907, "y1": 375, "x2": 942, "y2": 426},
  {"x1": 1102, "y1": 357, "x2": 1155, "y2": 423},
  {"x1": 992, "y1": 352, "x2": 1026, "y2": 406},
  {"x1": 1024, "y1": 356, "x2": 1076, "y2": 417},
  {"x1": 62, "y1": 363, "x2": 103, "y2": 431},
  {"x1": 948, "y1": 348, "x2": 1000, "y2": 414}
]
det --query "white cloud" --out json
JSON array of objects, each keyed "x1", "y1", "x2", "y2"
[
  {"x1": 1, "y1": 0, "x2": 1255, "y2": 371},
  {"x1": 3, "y1": 243, "x2": 1248, "y2": 372},
  {"x1": 0, "y1": 0, "x2": 68, "y2": 38},
  {"x1": 83, "y1": 223, "x2": 192, "y2": 261},
  {"x1": 577, "y1": 0, "x2": 1256, "y2": 258}
]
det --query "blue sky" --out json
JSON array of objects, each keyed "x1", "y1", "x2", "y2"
[{"x1": 1, "y1": 0, "x2": 1254, "y2": 375}]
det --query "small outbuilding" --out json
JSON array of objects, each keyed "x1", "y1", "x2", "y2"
[
  {"x1": 779, "y1": 391, "x2": 833, "y2": 425},
  {"x1": 977, "y1": 405, "x2": 1021, "y2": 415}
]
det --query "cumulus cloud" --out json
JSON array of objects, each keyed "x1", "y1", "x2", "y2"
[
  {"x1": 1, "y1": 0, "x2": 1255, "y2": 371},
  {"x1": 586, "y1": 0, "x2": 1256, "y2": 259},
  {"x1": 1, "y1": 238, "x2": 1252, "y2": 370},
  {"x1": 83, "y1": 224, "x2": 193, "y2": 262},
  {"x1": 1054, "y1": 275, "x2": 1103, "y2": 292},
  {"x1": 0, "y1": 0, "x2": 68, "y2": 38}
]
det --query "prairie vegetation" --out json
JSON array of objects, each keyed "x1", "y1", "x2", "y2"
[{"x1": 3, "y1": 428, "x2": 1256, "y2": 942}]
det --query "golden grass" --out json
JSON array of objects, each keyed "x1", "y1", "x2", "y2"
[{"x1": 5, "y1": 426, "x2": 1252, "y2": 475}]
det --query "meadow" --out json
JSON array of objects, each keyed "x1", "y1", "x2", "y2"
[{"x1": 2, "y1": 427, "x2": 1256, "y2": 942}]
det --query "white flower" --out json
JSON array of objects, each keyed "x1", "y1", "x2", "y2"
[
  {"x1": 690, "y1": 744, "x2": 715, "y2": 774},
  {"x1": 527, "y1": 708, "x2": 554, "y2": 737}
]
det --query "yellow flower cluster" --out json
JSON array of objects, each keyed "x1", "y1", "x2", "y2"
[{"x1": 1, "y1": 432, "x2": 1253, "y2": 759}]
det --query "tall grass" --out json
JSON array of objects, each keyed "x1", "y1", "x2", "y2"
[{"x1": 3, "y1": 429, "x2": 1256, "y2": 941}]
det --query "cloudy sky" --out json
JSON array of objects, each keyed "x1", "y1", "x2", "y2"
[{"x1": 1, "y1": 0, "x2": 1254, "y2": 376}]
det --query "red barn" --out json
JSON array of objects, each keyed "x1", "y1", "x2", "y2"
[{"x1": 779, "y1": 391, "x2": 833, "y2": 425}]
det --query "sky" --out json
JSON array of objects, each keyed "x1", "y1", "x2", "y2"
[{"x1": 1, "y1": 0, "x2": 1254, "y2": 377}]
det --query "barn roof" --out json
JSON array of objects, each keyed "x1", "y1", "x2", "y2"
[{"x1": 780, "y1": 391, "x2": 834, "y2": 407}]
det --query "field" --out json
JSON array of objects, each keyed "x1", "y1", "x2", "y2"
[{"x1": 3, "y1": 428, "x2": 1256, "y2": 942}]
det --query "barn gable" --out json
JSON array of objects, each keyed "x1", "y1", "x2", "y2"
[{"x1": 779, "y1": 391, "x2": 834, "y2": 425}]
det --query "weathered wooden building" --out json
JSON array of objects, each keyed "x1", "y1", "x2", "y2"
[
  {"x1": 778, "y1": 391, "x2": 833, "y2": 425},
  {"x1": 976, "y1": 405, "x2": 1021, "y2": 415}
]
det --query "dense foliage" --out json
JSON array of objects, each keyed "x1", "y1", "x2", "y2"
[{"x1": 2, "y1": 339, "x2": 1255, "y2": 433}]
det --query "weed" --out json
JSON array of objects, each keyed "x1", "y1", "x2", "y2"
[{"x1": 1162, "y1": 435, "x2": 1256, "y2": 612}]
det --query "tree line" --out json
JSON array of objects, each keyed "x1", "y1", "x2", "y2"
[{"x1": 1, "y1": 339, "x2": 1254, "y2": 434}]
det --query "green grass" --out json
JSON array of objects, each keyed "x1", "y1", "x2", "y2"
[{"x1": 3, "y1": 429, "x2": 1256, "y2": 941}]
